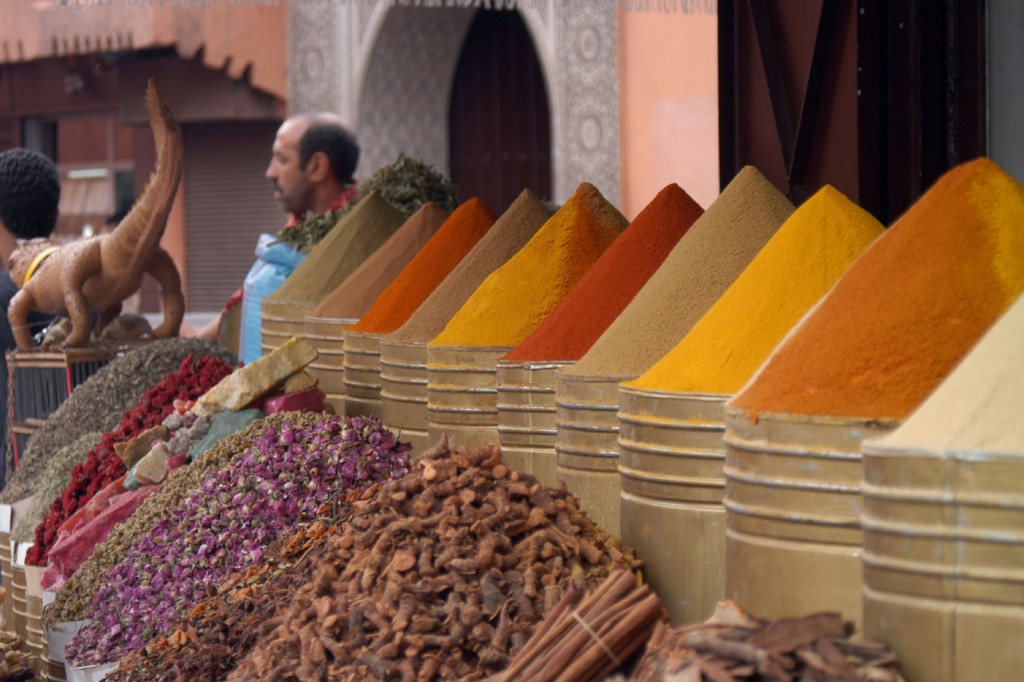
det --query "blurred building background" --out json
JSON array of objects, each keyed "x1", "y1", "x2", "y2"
[{"x1": 0, "y1": 0, "x2": 1021, "y2": 316}]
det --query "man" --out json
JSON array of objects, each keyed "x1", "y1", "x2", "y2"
[
  {"x1": 0, "y1": 148, "x2": 61, "y2": 486},
  {"x1": 196, "y1": 113, "x2": 360, "y2": 346},
  {"x1": 266, "y1": 112, "x2": 360, "y2": 222}
]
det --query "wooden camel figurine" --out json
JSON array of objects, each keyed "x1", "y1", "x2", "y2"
[{"x1": 8, "y1": 79, "x2": 185, "y2": 350}]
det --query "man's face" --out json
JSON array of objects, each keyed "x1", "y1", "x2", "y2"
[{"x1": 266, "y1": 119, "x2": 312, "y2": 215}]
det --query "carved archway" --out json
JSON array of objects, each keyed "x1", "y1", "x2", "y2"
[{"x1": 288, "y1": 1, "x2": 620, "y2": 205}]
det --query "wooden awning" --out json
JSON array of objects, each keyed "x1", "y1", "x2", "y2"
[
  {"x1": 55, "y1": 172, "x2": 114, "y2": 239},
  {"x1": 0, "y1": 1, "x2": 287, "y2": 100}
]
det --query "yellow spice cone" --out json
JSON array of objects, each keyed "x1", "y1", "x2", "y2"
[
  {"x1": 628, "y1": 185, "x2": 885, "y2": 395},
  {"x1": 430, "y1": 182, "x2": 627, "y2": 348}
]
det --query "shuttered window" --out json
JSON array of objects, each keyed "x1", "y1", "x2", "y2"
[{"x1": 183, "y1": 121, "x2": 283, "y2": 312}]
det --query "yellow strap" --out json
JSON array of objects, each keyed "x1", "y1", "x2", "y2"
[{"x1": 22, "y1": 246, "x2": 59, "y2": 286}]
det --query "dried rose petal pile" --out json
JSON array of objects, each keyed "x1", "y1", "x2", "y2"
[{"x1": 66, "y1": 414, "x2": 410, "y2": 666}]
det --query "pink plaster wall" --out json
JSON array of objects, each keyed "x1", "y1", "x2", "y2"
[{"x1": 618, "y1": 8, "x2": 719, "y2": 219}]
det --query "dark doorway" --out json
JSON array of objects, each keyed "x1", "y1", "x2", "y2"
[
  {"x1": 719, "y1": 0, "x2": 987, "y2": 225},
  {"x1": 449, "y1": 9, "x2": 552, "y2": 213}
]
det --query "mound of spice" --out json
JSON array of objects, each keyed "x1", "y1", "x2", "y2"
[
  {"x1": 10, "y1": 432, "x2": 101, "y2": 544},
  {"x1": 47, "y1": 412, "x2": 291, "y2": 624},
  {"x1": 67, "y1": 414, "x2": 411, "y2": 665},
  {"x1": 109, "y1": 486, "x2": 377, "y2": 681},
  {"x1": 564, "y1": 166, "x2": 794, "y2": 382},
  {"x1": 230, "y1": 438, "x2": 639, "y2": 681},
  {"x1": 387, "y1": 189, "x2": 552, "y2": 345},
  {"x1": 0, "y1": 338, "x2": 234, "y2": 504},
  {"x1": 312, "y1": 202, "x2": 451, "y2": 320},
  {"x1": 430, "y1": 183, "x2": 627, "y2": 348},
  {"x1": 731, "y1": 157, "x2": 1024, "y2": 420},
  {"x1": 347, "y1": 197, "x2": 497, "y2": 334},
  {"x1": 629, "y1": 185, "x2": 884, "y2": 395},
  {"x1": 27, "y1": 354, "x2": 235, "y2": 566},
  {"x1": 502, "y1": 183, "x2": 703, "y2": 363},
  {"x1": 268, "y1": 193, "x2": 406, "y2": 306}
]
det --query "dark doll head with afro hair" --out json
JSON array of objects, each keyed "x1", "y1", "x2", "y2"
[{"x1": 0, "y1": 148, "x2": 60, "y2": 240}]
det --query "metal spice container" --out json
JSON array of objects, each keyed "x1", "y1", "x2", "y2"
[
  {"x1": 554, "y1": 371, "x2": 626, "y2": 536},
  {"x1": 722, "y1": 406, "x2": 898, "y2": 626},
  {"x1": 617, "y1": 386, "x2": 728, "y2": 626},
  {"x1": 495, "y1": 360, "x2": 568, "y2": 485},
  {"x1": 342, "y1": 329, "x2": 385, "y2": 419},
  {"x1": 304, "y1": 315, "x2": 353, "y2": 414},
  {"x1": 427, "y1": 344, "x2": 512, "y2": 449},
  {"x1": 379, "y1": 338, "x2": 430, "y2": 454}
]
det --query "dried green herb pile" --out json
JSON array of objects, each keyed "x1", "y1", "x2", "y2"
[
  {"x1": 229, "y1": 439, "x2": 638, "y2": 681},
  {"x1": 9, "y1": 432, "x2": 102, "y2": 544},
  {"x1": 274, "y1": 154, "x2": 458, "y2": 251},
  {"x1": 45, "y1": 412, "x2": 294, "y2": 625},
  {"x1": 0, "y1": 338, "x2": 235, "y2": 504}
]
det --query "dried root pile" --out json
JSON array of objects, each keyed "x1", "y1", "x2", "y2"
[
  {"x1": 625, "y1": 601, "x2": 906, "y2": 682},
  {"x1": 230, "y1": 438, "x2": 639, "y2": 681}
]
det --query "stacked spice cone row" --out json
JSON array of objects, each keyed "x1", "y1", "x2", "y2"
[
  {"x1": 491, "y1": 568, "x2": 665, "y2": 682},
  {"x1": 625, "y1": 601, "x2": 905, "y2": 682}
]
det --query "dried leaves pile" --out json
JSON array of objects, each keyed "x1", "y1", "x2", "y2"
[
  {"x1": 225, "y1": 438, "x2": 637, "y2": 680},
  {"x1": 0, "y1": 338, "x2": 234, "y2": 503},
  {"x1": 9, "y1": 432, "x2": 101, "y2": 544},
  {"x1": 626, "y1": 602, "x2": 906, "y2": 682}
]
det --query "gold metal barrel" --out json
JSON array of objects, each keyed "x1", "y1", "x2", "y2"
[
  {"x1": 379, "y1": 339, "x2": 430, "y2": 455},
  {"x1": 0, "y1": 528, "x2": 13, "y2": 636},
  {"x1": 495, "y1": 361, "x2": 567, "y2": 484},
  {"x1": 862, "y1": 442, "x2": 1024, "y2": 682},
  {"x1": 427, "y1": 345, "x2": 510, "y2": 449},
  {"x1": 11, "y1": 559, "x2": 27, "y2": 640},
  {"x1": 722, "y1": 405, "x2": 898, "y2": 626},
  {"x1": 617, "y1": 386, "x2": 728, "y2": 625},
  {"x1": 304, "y1": 316, "x2": 354, "y2": 414},
  {"x1": 343, "y1": 330, "x2": 384, "y2": 419},
  {"x1": 260, "y1": 299, "x2": 312, "y2": 357},
  {"x1": 555, "y1": 372, "x2": 627, "y2": 536}
]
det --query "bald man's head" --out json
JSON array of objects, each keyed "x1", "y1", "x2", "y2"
[
  {"x1": 293, "y1": 113, "x2": 359, "y2": 186},
  {"x1": 266, "y1": 113, "x2": 360, "y2": 216}
]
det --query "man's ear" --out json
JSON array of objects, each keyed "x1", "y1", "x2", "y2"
[{"x1": 304, "y1": 151, "x2": 331, "y2": 183}]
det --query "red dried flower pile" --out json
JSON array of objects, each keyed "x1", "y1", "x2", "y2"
[{"x1": 27, "y1": 355, "x2": 235, "y2": 566}]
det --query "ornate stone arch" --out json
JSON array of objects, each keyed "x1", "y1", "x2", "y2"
[{"x1": 288, "y1": 1, "x2": 620, "y2": 205}]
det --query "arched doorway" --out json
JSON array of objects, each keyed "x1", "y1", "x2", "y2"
[{"x1": 448, "y1": 10, "x2": 552, "y2": 212}]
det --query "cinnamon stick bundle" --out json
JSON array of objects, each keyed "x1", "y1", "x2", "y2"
[{"x1": 491, "y1": 568, "x2": 666, "y2": 682}]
